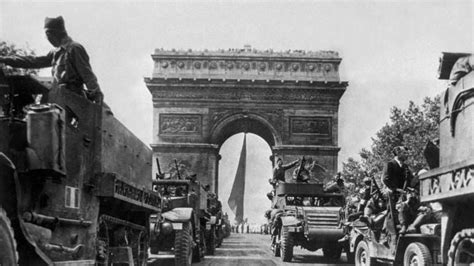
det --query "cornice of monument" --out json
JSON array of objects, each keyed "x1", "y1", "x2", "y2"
[
  {"x1": 144, "y1": 77, "x2": 348, "y2": 88},
  {"x1": 152, "y1": 47, "x2": 341, "y2": 60},
  {"x1": 150, "y1": 46, "x2": 346, "y2": 83}
]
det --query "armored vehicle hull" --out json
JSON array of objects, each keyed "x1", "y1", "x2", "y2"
[
  {"x1": 270, "y1": 182, "x2": 346, "y2": 262},
  {"x1": 0, "y1": 74, "x2": 159, "y2": 265}
]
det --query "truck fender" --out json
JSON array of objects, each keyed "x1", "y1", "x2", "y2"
[
  {"x1": 0, "y1": 152, "x2": 52, "y2": 265},
  {"x1": 280, "y1": 216, "x2": 300, "y2": 227},
  {"x1": 162, "y1": 207, "x2": 194, "y2": 222},
  {"x1": 350, "y1": 231, "x2": 364, "y2": 253}
]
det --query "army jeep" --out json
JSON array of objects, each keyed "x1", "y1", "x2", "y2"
[{"x1": 270, "y1": 182, "x2": 346, "y2": 262}]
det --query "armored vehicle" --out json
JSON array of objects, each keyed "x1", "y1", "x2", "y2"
[
  {"x1": 149, "y1": 178, "x2": 219, "y2": 265},
  {"x1": 0, "y1": 73, "x2": 160, "y2": 265},
  {"x1": 270, "y1": 182, "x2": 346, "y2": 262},
  {"x1": 417, "y1": 52, "x2": 474, "y2": 265}
]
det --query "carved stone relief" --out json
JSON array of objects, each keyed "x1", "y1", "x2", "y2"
[
  {"x1": 290, "y1": 116, "x2": 332, "y2": 136},
  {"x1": 159, "y1": 114, "x2": 202, "y2": 135}
]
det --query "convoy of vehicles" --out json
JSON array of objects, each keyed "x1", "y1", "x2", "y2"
[{"x1": 3, "y1": 48, "x2": 472, "y2": 266}]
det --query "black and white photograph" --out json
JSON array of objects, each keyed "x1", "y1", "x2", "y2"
[{"x1": 0, "y1": 0, "x2": 472, "y2": 265}]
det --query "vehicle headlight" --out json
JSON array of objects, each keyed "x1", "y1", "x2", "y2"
[{"x1": 161, "y1": 222, "x2": 173, "y2": 235}]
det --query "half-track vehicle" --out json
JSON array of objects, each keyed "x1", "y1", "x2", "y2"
[
  {"x1": 149, "y1": 176, "x2": 220, "y2": 265},
  {"x1": 0, "y1": 72, "x2": 160, "y2": 265},
  {"x1": 417, "y1": 52, "x2": 474, "y2": 265},
  {"x1": 270, "y1": 182, "x2": 346, "y2": 262}
]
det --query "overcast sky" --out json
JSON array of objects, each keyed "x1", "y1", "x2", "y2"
[{"x1": 1, "y1": 0, "x2": 472, "y2": 224}]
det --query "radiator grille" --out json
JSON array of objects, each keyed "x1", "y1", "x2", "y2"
[{"x1": 305, "y1": 209, "x2": 339, "y2": 227}]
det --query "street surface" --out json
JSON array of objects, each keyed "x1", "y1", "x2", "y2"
[{"x1": 148, "y1": 233, "x2": 352, "y2": 266}]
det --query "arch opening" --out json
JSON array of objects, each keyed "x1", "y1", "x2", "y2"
[
  {"x1": 218, "y1": 133, "x2": 272, "y2": 227},
  {"x1": 210, "y1": 114, "x2": 280, "y2": 148}
]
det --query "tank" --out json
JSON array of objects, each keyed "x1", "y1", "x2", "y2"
[{"x1": 0, "y1": 72, "x2": 160, "y2": 265}]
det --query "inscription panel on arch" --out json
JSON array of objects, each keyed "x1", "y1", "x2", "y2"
[
  {"x1": 290, "y1": 116, "x2": 332, "y2": 136},
  {"x1": 159, "y1": 114, "x2": 202, "y2": 135}
]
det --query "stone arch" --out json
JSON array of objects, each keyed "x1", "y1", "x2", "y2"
[
  {"x1": 146, "y1": 46, "x2": 348, "y2": 194},
  {"x1": 209, "y1": 112, "x2": 282, "y2": 148}
]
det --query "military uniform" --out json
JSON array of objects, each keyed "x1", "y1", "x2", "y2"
[{"x1": 0, "y1": 16, "x2": 102, "y2": 103}]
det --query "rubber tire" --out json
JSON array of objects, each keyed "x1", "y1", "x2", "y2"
[
  {"x1": 280, "y1": 227, "x2": 294, "y2": 262},
  {"x1": 174, "y1": 222, "x2": 193, "y2": 266},
  {"x1": 323, "y1": 245, "x2": 343, "y2": 260},
  {"x1": 403, "y1": 242, "x2": 432, "y2": 266},
  {"x1": 192, "y1": 226, "x2": 205, "y2": 263},
  {"x1": 0, "y1": 207, "x2": 18, "y2": 266},
  {"x1": 355, "y1": 240, "x2": 373, "y2": 266},
  {"x1": 448, "y1": 228, "x2": 474, "y2": 266}
]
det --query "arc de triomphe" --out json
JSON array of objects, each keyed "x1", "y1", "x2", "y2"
[{"x1": 145, "y1": 46, "x2": 348, "y2": 193}]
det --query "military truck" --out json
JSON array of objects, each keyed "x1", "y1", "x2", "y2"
[
  {"x1": 149, "y1": 177, "x2": 219, "y2": 265},
  {"x1": 0, "y1": 72, "x2": 160, "y2": 265},
  {"x1": 417, "y1": 52, "x2": 474, "y2": 265},
  {"x1": 270, "y1": 182, "x2": 346, "y2": 262}
]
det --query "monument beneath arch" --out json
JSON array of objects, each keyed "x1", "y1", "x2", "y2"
[{"x1": 145, "y1": 46, "x2": 348, "y2": 193}]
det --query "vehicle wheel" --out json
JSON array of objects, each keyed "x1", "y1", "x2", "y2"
[
  {"x1": 206, "y1": 227, "x2": 216, "y2": 255},
  {"x1": 403, "y1": 242, "x2": 432, "y2": 266},
  {"x1": 355, "y1": 240, "x2": 373, "y2": 266},
  {"x1": 280, "y1": 227, "x2": 293, "y2": 262},
  {"x1": 174, "y1": 222, "x2": 193, "y2": 266},
  {"x1": 448, "y1": 228, "x2": 474, "y2": 265},
  {"x1": 323, "y1": 245, "x2": 342, "y2": 260},
  {"x1": 0, "y1": 207, "x2": 18, "y2": 266},
  {"x1": 192, "y1": 226, "x2": 205, "y2": 262}
]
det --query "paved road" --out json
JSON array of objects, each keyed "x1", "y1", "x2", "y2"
[{"x1": 149, "y1": 233, "x2": 353, "y2": 266}]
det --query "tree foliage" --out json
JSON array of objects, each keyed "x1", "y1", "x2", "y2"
[
  {"x1": 0, "y1": 41, "x2": 37, "y2": 75},
  {"x1": 341, "y1": 96, "x2": 441, "y2": 187}
]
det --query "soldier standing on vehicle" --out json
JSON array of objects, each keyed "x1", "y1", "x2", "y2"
[
  {"x1": 0, "y1": 16, "x2": 103, "y2": 104},
  {"x1": 272, "y1": 157, "x2": 299, "y2": 183},
  {"x1": 382, "y1": 146, "x2": 415, "y2": 234}
]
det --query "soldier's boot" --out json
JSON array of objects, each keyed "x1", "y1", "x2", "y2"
[{"x1": 407, "y1": 213, "x2": 428, "y2": 233}]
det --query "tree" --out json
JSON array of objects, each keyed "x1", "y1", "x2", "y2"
[
  {"x1": 342, "y1": 96, "x2": 441, "y2": 185},
  {"x1": 0, "y1": 41, "x2": 37, "y2": 75}
]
